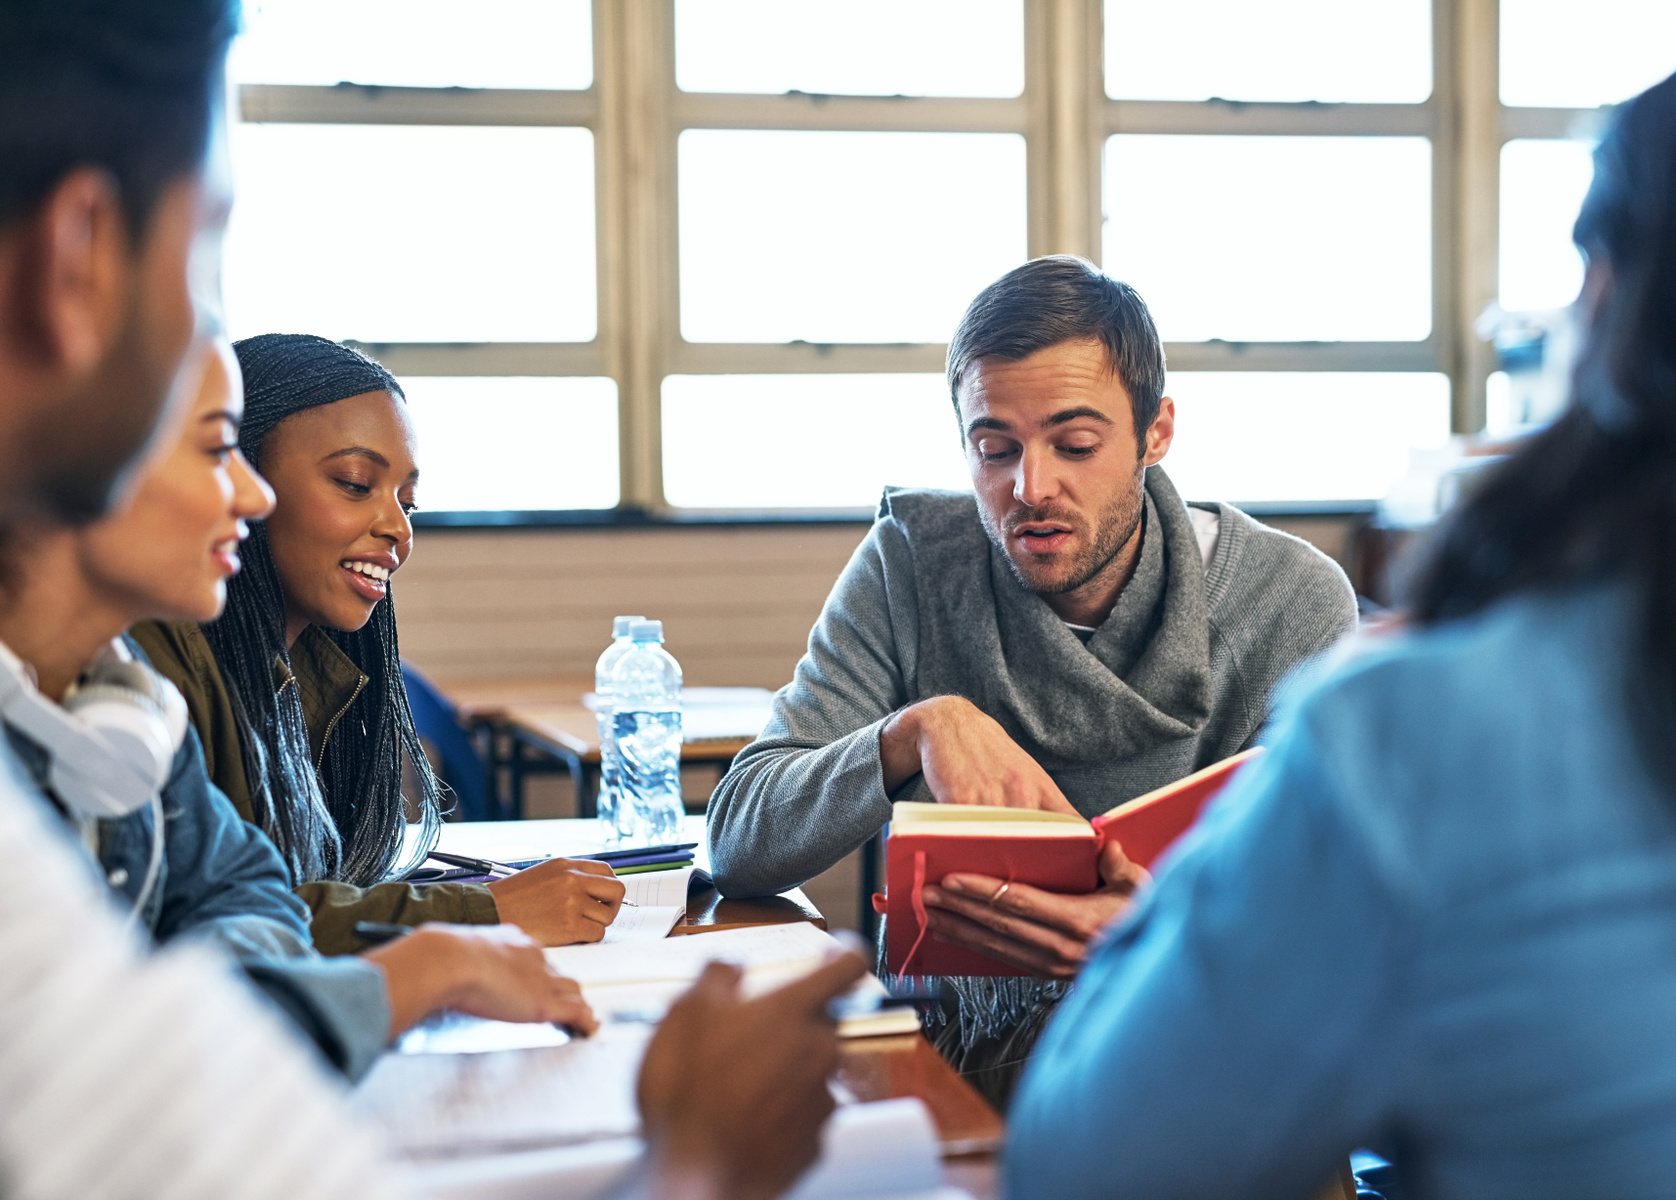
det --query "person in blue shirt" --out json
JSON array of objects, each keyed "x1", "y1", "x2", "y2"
[{"x1": 1006, "y1": 70, "x2": 1676, "y2": 1200}]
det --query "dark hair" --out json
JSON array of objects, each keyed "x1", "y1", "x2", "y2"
[
  {"x1": 1406, "y1": 71, "x2": 1676, "y2": 782},
  {"x1": 946, "y1": 255, "x2": 1168, "y2": 442},
  {"x1": 0, "y1": 0, "x2": 236, "y2": 233},
  {"x1": 203, "y1": 334, "x2": 441, "y2": 886}
]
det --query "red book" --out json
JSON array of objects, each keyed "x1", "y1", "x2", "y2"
[{"x1": 881, "y1": 749, "x2": 1263, "y2": 977}]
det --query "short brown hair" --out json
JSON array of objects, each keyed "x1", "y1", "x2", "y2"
[{"x1": 946, "y1": 255, "x2": 1167, "y2": 440}]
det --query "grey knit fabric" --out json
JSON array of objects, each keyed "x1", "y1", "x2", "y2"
[{"x1": 708, "y1": 465, "x2": 1358, "y2": 897}]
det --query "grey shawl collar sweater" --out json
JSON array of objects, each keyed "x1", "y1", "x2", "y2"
[{"x1": 709, "y1": 466, "x2": 1357, "y2": 901}]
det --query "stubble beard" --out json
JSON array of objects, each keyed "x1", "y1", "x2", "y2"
[{"x1": 981, "y1": 469, "x2": 1147, "y2": 597}]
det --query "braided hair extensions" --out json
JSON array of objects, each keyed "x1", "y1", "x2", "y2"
[{"x1": 207, "y1": 334, "x2": 442, "y2": 885}]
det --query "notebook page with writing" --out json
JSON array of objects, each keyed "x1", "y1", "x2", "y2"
[
  {"x1": 619, "y1": 865, "x2": 693, "y2": 907},
  {"x1": 600, "y1": 904, "x2": 684, "y2": 943}
]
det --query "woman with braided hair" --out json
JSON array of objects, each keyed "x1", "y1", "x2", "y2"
[{"x1": 134, "y1": 333, "x2": 624, "y2": 953}]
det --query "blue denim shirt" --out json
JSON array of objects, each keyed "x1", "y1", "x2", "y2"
[
  {"x1": 1007, "y1": 585, "x2": 1676, "y2": 1199},
  {"x1": 3, "y1": 653, "x2": 391, "y2": 1082}
]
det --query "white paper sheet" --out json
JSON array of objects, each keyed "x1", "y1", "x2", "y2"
[
  {"x1": 392, "y1": 925, "x2": 916, "y2": 1068},
  {"x1": 546, "y1": 922, "x2": 917, "y2": 1038},
  {"x1": 413, "y1": 1098, "x2": 969, "y2": 1200},
  {"x1": 356, "y1": 1023, "x2": 652, "y2": 1157},
  {"x1": 545, "y1": 919, "x2": 837, "y2": 988},
  {"x1": 619, "y1": 865, "x2": 693, "y2": 907},
  {"x1": 599, "y1": 904, "x2": 684, "y2": 943}
]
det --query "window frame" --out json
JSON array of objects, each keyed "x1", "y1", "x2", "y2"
[{"x1": 230, "y1": 0, "x2": 1613, "y2": 522}]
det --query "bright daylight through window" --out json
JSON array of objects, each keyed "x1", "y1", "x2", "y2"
[{"x1": 220, "y1": 0, "x2": 1676, "y2": 517}]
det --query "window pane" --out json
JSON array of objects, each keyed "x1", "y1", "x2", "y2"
[
  {"x1": 1106, "y1": 0, "x2": 1430, "y2": 102},
  {"x1": 229, "y1": 0, "x2": 592, "y2": 90},
  {"x1": 1104, "y1": 136, "x2": 1432, "y2": 342},
  {"x1": 1501, "y1": 0, "x2": 1676, "y2": 108},
  {"x1": 675, "y1": 0, "x2": 1022, "y2": 97},
  {"x1": 679, "y1": 131, "x2": 1026, "y2": 344},
  {"x1": 1161, "y1": 373, "x2": 1450, "y2": 503},
  {"x1": 662, "y1": 375, "x2": 968, "y2": 508},
  {"x1": 1500, "y1": 140, "x2": 1594, "y2": 312},
  {"x1": 401, "y1": 377, "x2": 618, "y2": 512},
  {"x1": 226, "y1": 124, "x2": 596, "y2": 343}
]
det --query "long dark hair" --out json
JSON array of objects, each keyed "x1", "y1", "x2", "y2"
[
  {"x1": 1406, "y1": 72, "x2": 1676, "y2": 783},
  {"x1": 205, "y1": 333, "x2": 442, "y2": 885}
]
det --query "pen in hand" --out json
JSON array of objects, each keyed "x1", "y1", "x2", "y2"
[{"x1": 353, "y1": 921, "x2": 412, "y2": 945}]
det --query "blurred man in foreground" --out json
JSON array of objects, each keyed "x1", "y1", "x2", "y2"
[{"x1": 0, "y1": 4, "x2": 861, "y2": 1199}]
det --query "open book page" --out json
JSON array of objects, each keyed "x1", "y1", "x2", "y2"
[
  {"x1": 414, "y1": 1098, "x2": 971, "y2": 1200},
  {"x1": 546, "y1": 920, "x2": 843, "y2": 989},
  {"x1": 600, "y1": 904, "x2": 684, "y2": 943},
  {"x1": 619, "y1": 865, "x2": 693, "y2": 907},
  {"x1": 891, "y1": 801, "x2": 1088, "y2": 830}
]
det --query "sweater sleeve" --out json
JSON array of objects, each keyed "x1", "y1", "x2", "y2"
[
  {"x1": 299, "y1": 879, "x2": 500, "y2": 956},
  {"x1": 239, "y1": 956, "x2": 392, "y2": 1082},
  {"x1": 707, "y1": 519, "x2": 918, "y2": 897}
]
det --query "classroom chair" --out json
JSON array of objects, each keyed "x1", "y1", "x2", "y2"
[{"x1": 400, "y1": 661, "x2": 492, "y2": 822}]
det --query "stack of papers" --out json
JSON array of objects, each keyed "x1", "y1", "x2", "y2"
[
  {"x1": 414, "y1": 1097, "x2": 972, "y2": 1200},
  {"x1": 545, "y1": 922, "x2": 921, "y2": 1038},
  {"x1": 391, "y1": 924, "x2": 919, "y2": 1066},
  {"x1": 360, "y1": 923, "x2": 955, "y2": 1200},
  {"x1": 361, "y1": 1024, "x2": 651, "y2": 1156}
]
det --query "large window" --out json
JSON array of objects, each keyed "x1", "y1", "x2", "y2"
[{"x1": 223, "y1": 0, "x2": 1673, "y2": 517}]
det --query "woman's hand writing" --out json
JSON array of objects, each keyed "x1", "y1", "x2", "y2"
[{"x1": 487, "y1": 856, "x2": 626, "y2": 945}]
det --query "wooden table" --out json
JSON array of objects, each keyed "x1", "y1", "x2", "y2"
[
  {"x1": 435, "y1": 673, "x2": 596, "y2": 722},
  {"x1": 432, "y1": 674, "x2": 766, "y2": 820},
  {"x1": 840, "y1": 1036, "x2": 1003, "y2": 1199},
  {"x1": 429, "y1": 816, "x2": 1002, "y2": 1195}
]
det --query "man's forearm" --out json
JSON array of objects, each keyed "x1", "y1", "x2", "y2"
[{"x1": 707, "y1": 723, "x2": 898, "y2": 897}]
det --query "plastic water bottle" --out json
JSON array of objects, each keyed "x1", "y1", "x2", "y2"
[
  {"x1": 593, "y1": 614, "x2": 644, "y2": 839},
  {"x1": 609, "y1": 619, "x2": 684, "y2": 845}
]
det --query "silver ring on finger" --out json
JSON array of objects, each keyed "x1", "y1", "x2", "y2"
[{"x1": 989, "y1": 881, "x2": 1011, "y2": 906}]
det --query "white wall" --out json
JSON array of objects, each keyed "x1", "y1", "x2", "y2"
[{"x1": 396, "y1": 523, "x2": 874, "y2": 688}]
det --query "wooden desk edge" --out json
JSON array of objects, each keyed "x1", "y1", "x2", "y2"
[
  {"x1": 837, "y1": 1033, "x2": 1005, "y2": 1162},
  {"x1": 496, "y1": 705, "x2": 757, "y2": 765}
]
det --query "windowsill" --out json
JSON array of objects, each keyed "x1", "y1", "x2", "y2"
[{"x1": 412, "y1": 499, "x2": 1379, "y2": 530}]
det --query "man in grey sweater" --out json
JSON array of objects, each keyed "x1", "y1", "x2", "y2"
[{"x1": 708, "y1": 255, "x2": 1358, "y2": 1108}]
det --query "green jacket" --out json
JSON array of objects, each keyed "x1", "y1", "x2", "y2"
[{"x1": 129, "y1": 620, "x2": 497, "y2": 954}]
